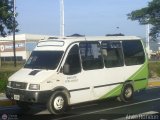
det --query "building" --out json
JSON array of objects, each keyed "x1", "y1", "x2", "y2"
[{"x1": 0, "y1": 34, "x2": 49, "y2": 61}]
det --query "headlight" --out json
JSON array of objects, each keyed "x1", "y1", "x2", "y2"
[
  {"x1": 7, "y1": 81, "x2": 11, "y2": 87},
  {"x1": 29, "y1": 84, "x2": 40, "y2": 90}
]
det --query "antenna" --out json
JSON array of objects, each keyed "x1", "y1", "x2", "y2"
[{"x1": 60, "y1": 0, "x2": 65, "y2": 37}]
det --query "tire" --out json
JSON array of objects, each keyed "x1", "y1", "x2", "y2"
[
  {"x1": 17, "y1": 101, "x2": 31, "y2": 112},
  {"x1": 120, "y1": 84, "x2": 134, "y2": 102},
  {"x1": 47, "y1": 91, "x2": 68, "y2": 115}
]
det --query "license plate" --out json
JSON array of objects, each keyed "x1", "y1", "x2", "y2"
[{"x1": 14, "y1": 95, "x2": 20, "y2": 100}]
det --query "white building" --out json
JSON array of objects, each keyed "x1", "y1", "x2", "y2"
[{"x1": 0, "y1": 34, "x2": 49, "y2": 61}]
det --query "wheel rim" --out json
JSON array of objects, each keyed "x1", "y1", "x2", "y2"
[
  {"x1": 53, "y1": 96, "x2": 64, "y2": 110},
  {"x1": 124, "y1": 87, "x2": 132, "y2": 98}
]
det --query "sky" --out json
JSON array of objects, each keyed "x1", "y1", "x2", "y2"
[{"x1": 16, "y1": 0, "x2": 151, "y2": 38}]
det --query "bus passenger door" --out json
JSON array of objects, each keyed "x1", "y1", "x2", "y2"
[
  {"x1": 79, "y1": 41, "x2": 105, "y2": 100},
  {"x1": 59, "y1": 44, "x2": 90, "y2": 104}
]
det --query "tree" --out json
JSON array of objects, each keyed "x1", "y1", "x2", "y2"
[
  {"x1": 128, "y1": 0, "x2": 160, "y2": 40},
  {"x1": 0, "y1": 0, "x2": 18, "y2": 37}
]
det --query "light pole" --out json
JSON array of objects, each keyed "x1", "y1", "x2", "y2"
[
  {"x1": 60, "y1": 0, "x2": 65, "y2": 37},
  {"x1": 146, "y1": 24, "x2": 150, "y2": 59},
  {"x1": 13, "y1": 0, "x2": 16, "y2": 67}
]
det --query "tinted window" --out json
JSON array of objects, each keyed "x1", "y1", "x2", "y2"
[
  {"x1": 122, "y1": 40, "x2": 145, "y2": 66},
  {"x1": 101, "y1": 41, "x2": 124, "y2": 68},
  {"x1": 24, "y1": 51, "x2": 63, "y2": 70},
  {"x1": 79, "y1": 42, "x2": 103, "y2": 70},
  {"x1": 64, "y1": 45, "x2": 81, "y2": 75}
]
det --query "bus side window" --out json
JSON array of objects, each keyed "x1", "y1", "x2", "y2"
[
  {"x1": 63, "y1": 44, "x2": 81, "y2": 75},
  {"x1": 79, "y1": 42, "x2": 104, "y2": 70},
  {"x1": 101, "y1": 41, "x2": 124, "y2": 68},
  {"x1": 122, "y1": 40, "x2": 145, "y2": 66}
]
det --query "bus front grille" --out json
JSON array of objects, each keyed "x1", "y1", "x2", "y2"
[{"x1": 11, "y1": 82, "x2": 27, "y2": 89}]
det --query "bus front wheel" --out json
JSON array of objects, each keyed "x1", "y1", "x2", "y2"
[
  {"x1": 47, "y1": 91, "x2": 68, "y2": 114},
  {"x1": 120, "y1": 84, "x2": 134, "y2": 102}
]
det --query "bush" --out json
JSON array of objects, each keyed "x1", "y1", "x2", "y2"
[
  {"x1": 0, "y1": 71, "x2": 14, "y2": 92},
  {"x1": 148, "y1": 61, "x2": 160, "y2": 78},
  {"x1": 0, "y1": 80, "x2": 7, "y2": 93},
  {"x1": 0, "y1": 62, "x2": 24, "y2": 93}
]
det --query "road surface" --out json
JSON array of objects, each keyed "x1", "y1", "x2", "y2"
[{"x1": 0, "y1": 87, "x2": 160, "y2": 120}]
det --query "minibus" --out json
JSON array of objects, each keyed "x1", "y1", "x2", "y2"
[{"x1": 6, "y1": 36, "x2": 148, "y2": 114}]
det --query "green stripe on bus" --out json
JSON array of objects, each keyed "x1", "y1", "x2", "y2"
[
  {"x1": 100, "y1": 84, "x2": 123, "y2": 99},
  {"x1": 99, "y1": 61, "x2": 148, "y2": 99}
]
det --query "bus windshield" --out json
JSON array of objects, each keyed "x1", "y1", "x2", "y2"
[{"x1": 24, "y1": 51, "x2": 63, "y2": 70}]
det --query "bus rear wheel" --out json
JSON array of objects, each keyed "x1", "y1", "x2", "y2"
[
  {"x1": 120, "y1": 84, "x2": 134, "y2": 102},
  {"x1": 47, "y1": 91, "x2": 68, "y2": 114}
]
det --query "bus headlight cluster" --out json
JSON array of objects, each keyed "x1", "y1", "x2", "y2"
[
  {"x1": 7, "y1": 81, "x2": 11, "y2": 87},
  {"x1": 29, "y1": 84, "x2": 40, "y2": 90}
]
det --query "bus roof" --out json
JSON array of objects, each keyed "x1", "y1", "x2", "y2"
[
  {"x1": 35, "y1": 36, "x2": 141, "y2": 51},
  {"x1": 46, "y1": 36, "x2": 141, "y2": 41}
]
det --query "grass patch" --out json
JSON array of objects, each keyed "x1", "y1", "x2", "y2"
[{"x1": 0, "y1": 61, "x2": 24, "y2": 72}]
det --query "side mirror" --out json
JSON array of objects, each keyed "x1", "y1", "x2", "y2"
[{"x1": 63, "y1": 63, "x2": 70, "y2": 74}]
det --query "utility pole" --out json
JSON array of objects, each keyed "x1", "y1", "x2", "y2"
[
  {"x1": 60, "y1": 0, "x2": 65, "y2": 37},
  {"x1": 13, "y1": 0, "x2": 16, "y2": 67}
]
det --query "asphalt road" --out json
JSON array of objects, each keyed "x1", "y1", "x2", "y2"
[{"x1": 0, "y1": 87, "x2": 160, "y2": 120}]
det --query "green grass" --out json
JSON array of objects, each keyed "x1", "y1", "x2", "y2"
[
  {"x1": 0, "y1": 71, "x2": 15, "y2": 92},
  {"x1": 148, "y1": 61, "x2": 160, "y2": 78},
  {"x1": 0, "y1": 61, "x2": 24, "y2": 72},
  {"x1": 0, "y1": 61, "x2": 24, "y2": 92}
]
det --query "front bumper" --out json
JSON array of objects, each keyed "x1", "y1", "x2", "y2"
[{"x1": 6, "y1": 87, "x2": 52, "y2": 103}]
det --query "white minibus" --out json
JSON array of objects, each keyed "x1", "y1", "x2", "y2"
[{"x1": 6, "y1": 36, "x2": 148, "y2": 114}]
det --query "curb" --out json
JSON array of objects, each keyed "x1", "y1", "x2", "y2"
[
  {"x1": 0, "y1": 81, "x2": 160, "y2": 107},
  {"x1": 148, "y1": 81, "x2": 160, "y2": 87},
  {"x1": 0, "y1": 99, "x2": 16, "y2": 107}
]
